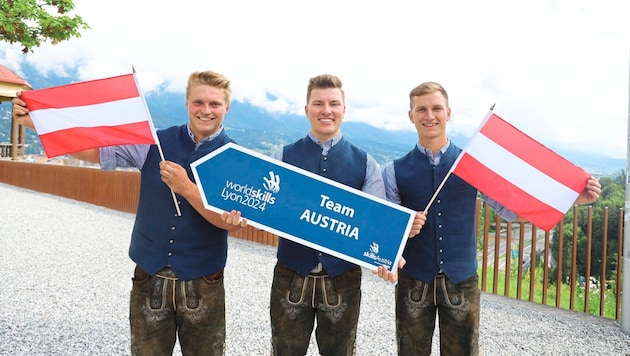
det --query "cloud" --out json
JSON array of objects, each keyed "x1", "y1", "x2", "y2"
[{"x1": 1, "y1": 0, "x2": 628, "y2": 158}]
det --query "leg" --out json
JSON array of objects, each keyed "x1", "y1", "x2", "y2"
[
  {"x1": 177, "y1": 270, "x2": 226, "y2": 356},
  {"x1": 313, "y1": 268, "x2": 361, "y2": 356},
  {"x1": 270, "y1": 262, "x2": 316, "y2": 356},
  {"x1": 436, "y1": 274, "x2": 480, "y2": 356},
  {"x1": 129, "y1": 266, "x2": 177, "y2": 356},
  {"x1": 395, "y1": 269, "x2": 436, "y2": 356}
]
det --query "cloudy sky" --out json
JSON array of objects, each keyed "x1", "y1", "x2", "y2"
[{"x1": 1, "y1": 0, "x2": 628, "y2": 158}]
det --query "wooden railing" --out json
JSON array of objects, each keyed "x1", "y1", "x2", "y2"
[
  {"x1": 0, "y1": 160, "x2": 623, "y2": 319},
  {"x1": 476, "y1": 201, "x2": 624, "y2": 320},
  {"x1": 0, "y1": 160, "x2": 139, "y2": 213}
]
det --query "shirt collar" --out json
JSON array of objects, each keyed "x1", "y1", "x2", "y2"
[
  {"x1": 308, "y1": 132, "x2": 342, "y2": 155},
  {"x1": 187, "y1": 124, "x2": 224, "y2": 149},
  {"x1": 417, "y1": 139, "x2": 450, "y2": 165}
]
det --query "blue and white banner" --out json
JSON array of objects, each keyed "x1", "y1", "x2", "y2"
[{"x1": 191, "y1": 142, "x2": 415, "y2": 271}]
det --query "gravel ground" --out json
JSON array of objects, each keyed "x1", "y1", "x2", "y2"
[{"x1": 1, "y1": 182, "x2": 629, "y2": 355}]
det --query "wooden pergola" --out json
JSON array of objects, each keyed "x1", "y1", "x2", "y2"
[{"x1": 0, "y1": 64, "x2": 32, "y2": 160}]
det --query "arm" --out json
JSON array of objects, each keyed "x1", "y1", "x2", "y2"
[
  {"x1": 362, "y1": 154, "x2": 386, "y2": 199},
  {"x1": 159, "y1": 160, "x2": 247, "y2": 232}
]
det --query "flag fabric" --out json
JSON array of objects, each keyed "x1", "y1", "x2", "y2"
[
  {"x1": 450, "y1": 112, "x2": 589, "y2": 231},
  {"x1": 21, "y1": 74, "x2": 158, "y2": 158}
]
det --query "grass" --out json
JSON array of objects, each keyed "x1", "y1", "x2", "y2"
[{"x1": 479, "y1": 264, "x2": 620, "y2": 319}]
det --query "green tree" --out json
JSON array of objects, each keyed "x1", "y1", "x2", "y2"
[
  {"x1": 0, "y1": 0, "x2": 89, "y2": 53},
  {"x1": 550, "y1": 171, "x2": 624, "y2": 285}
]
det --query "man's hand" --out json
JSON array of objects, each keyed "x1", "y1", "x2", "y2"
[
  {"x1": 408, "y1": 211, "x2": 427, "y2": 238},
  {"x1": 12, "y1": 93, "x2": 35, "y2": 130},
  {"x1": 575, "y1": 176, "x2": 601, "y2": 205},
  {"x1": 159, "y1": 160, "x2": 195, "y2": 195},
  {"x1": 372, "y1": 257, "x2": 406, "y2": 283},
  {"x1": 221, "y1": 210, "x2": 248, "y2": 229}
]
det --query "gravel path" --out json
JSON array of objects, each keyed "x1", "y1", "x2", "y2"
[{"x1": 1, "y1": 182, "x2": 629, "y2": 355}]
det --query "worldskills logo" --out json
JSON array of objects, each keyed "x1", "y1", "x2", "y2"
[{"x1": 263, "y1": 171, "x2": 280, "y2": 193}]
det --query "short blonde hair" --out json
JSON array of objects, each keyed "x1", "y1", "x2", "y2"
[
  {"x1": 409, "y1": 81, "x2": 448, "y2": 109},
  {"x1": 186, "y1": 70, "x2": 232, "y2": 104}
]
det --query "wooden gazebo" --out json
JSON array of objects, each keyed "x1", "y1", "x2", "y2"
[{"x1": 0, "y1": 64, "x2": 32, "y2": 160}]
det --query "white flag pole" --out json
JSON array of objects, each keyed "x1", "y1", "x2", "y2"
[
  {"x1": 132, "y1": 66, "x2": 181, "y2": 217},
  {"x1": 423, "y1": 105, "x2": 496, "y2": 213}
]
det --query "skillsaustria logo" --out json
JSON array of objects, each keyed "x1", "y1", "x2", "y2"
[
  {"x1": 220, "y1": 171, "x2": 280, "y2": 211},
  {"x1": 363, "y1": 241, "x2": 393, "y2": 268}
]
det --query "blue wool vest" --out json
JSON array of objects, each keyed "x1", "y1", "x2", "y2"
[
  {"x1": 277, "y1": 136, "x2": 367, "y2": 277},
  {"x1": 129, "y1": 125, "x2": 235, "y2": 281},
  {"x1": 394, "y1": 144, "x2": 478, "y2": 284}
]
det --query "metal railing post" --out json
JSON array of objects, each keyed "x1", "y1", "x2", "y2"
[{"x1": 622, "y1": 47, "x2": 630, "y2": 333}]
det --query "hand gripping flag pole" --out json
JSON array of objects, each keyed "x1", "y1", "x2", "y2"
[{"x1": 132, "y1": 66, "x2": 181, "y2": 216}]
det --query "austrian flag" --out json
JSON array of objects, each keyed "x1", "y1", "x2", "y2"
[
  {"x1": 21, "y1": 74, "x2": 158, "y2": 158},
  {"x1": 450, "y1": 112, "x2": 589, "y2": 231}
]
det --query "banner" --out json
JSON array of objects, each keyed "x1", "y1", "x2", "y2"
[{"x1": 191, "y1": 143, "x2": 415, "y2": 271}]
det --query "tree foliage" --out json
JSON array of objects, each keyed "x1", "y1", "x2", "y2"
[
  {"x1": 550, "y1": 170, "x2": 625, "y2": 284},
  {"x1": 0, "y1": 0, "x2": 89, "y2": 53}
]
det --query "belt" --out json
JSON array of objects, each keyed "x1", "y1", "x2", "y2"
[
  {"x1": 309, "y1": 263, "x2": 328, "y2": 277},
  {"x1": 135, "y1": 265, "x2": 223, "y2": 281}
]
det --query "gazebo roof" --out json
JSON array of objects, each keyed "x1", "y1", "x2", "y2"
[{"x1": 0, "y1": 64, "x2": 32, "y2": 102}]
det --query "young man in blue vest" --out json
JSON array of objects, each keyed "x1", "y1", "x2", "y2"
[
  {"x1": 269, "y1": 74, "x2": 396, "y2": 355},
  {"x1": 379, "y1": 81, "x2": 601, "y2": 355},
  {"x1": 13, "y1": 70, "x2": 246, "y2": 355}
]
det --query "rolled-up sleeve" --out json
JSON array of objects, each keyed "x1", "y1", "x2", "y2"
[
  {"x1": 482, "y1": 193, "x2": 518, "y2": 222},
  {"x1": 100, "y1": 144, "x2": 151, "y2": 171},
  {"x1": 380, "y1": 161, "x2": 401, "y2": 205},
  {"x1": 362, "y1": 154, "x2": 386, "y2": 199}
]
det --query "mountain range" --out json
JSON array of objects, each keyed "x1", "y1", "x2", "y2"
[{"x1": 0, "y1": 63, "x2": 625, "y2": 176}]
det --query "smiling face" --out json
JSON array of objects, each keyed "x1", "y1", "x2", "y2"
[
  {"x1": 409, "y1": 90, "x2": 451, "y2": 152},
  {"x1": 185, "y1": 84, "x2": 230, "y2": 142},
  {"x1": 305, "y1": 87, "x2": 346, "y2": 142}
]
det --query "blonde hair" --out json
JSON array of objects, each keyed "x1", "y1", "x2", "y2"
[
  {"x1": 409, "y1": 81, "x2": 448, "y2": 109},
  {"x1": 186, "y1": 70, "x2": 232, "y2": 103}
]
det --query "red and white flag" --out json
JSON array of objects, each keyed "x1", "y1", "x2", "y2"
[
  {"x1": 450, "y1": 111, "x2": 589, "y2": 231},
  {"x1": 21, "y1": 74, "x2": 158, "y2": 158}
]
